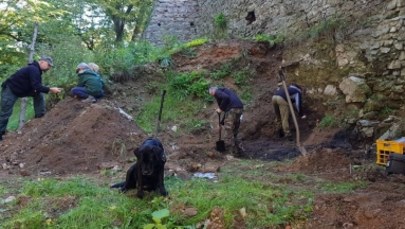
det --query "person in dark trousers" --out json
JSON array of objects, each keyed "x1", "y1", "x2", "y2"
[
  {"x1": 0, "y1": 56, "x2": 62, "y2": 141},
  {"x1": 209, "y1": 86, "x2": 244, "y2": 154},
  {"x1": 272, "y1": 82, "x2": 306, "y2": 140},
  {"x1": 70, "y1": 63, "x2": 104, "y2": 103}
]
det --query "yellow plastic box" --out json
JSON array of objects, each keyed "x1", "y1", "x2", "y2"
[{"x1": 376, "y1": 139, "x2": 405, "y2": 166}]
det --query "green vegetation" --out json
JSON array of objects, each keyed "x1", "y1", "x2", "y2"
[
  {"x1": 7, "y1": 100, "x2": 35, "y2": 130},
  {"x1": 0, "y1": 161, "x2": 369, "y2": 228},
  {"x1": 0, "y1": 185, "x2": 6, "y2": 196},
  {"x1": 214, "y1": 13, "x2": 227, "y2": 31},
  {"x1": 382, "y1": 106, "x2": 393, "y2": 116},
  {"x1": 319, "y1": 114, "x2": 339, "y2": 128},
  {"x1": 135, "y1": 61, "x2": 257, "y2": 134},
  {"x1": 319, "y1": 181, "x2": 367, "y2": 193},
  {"x1": 213, "y1": 13, "x2": 228, "y2": 39},
  {"x1": 184, "y1": 38, "x2": 209, "y2": 48},
  {"x1": 254, "y1": 33, "x2": 285, "y2": 46},
  {"x1": 210, "y1": 63, "x2": 232, "y2": 80},
  {"x1": 136, "y1": 89, "x2": 207, "y2": 134},
  {"x1": 292, "y1": 16, "x2": 345, "y2": 44}
]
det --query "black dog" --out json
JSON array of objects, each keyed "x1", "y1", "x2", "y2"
[{"x1": 111, "y1": 137, "x2": 168, "y2": 198}]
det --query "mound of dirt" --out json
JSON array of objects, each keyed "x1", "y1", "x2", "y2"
[
  {"x1": 284, "y1": 148, "x2": 352, "y2": 178},
  {"x1": 0, "y1": 98, "x2": 147, "y2": 176}
]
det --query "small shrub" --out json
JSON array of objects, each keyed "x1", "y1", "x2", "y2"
[
  {"x1": 159, "y1": 55, "x2": 173, "y2": 69},
  {"x1": 233, "y1": 69, "x2": 251, "y2": 86},
  {"x1": 382, "y1": 106, "x2": 393, "y2": 116},
  {"x1": 307, "y1": 17, "x2": 343, "y2": 41},
  {"x1": 210, "y1": 62, "x2": 232, "y2": 80},
  {"x1": 319, "y1": 115, "x2": 338, "y2": 128},
  {"x1": 214, "y1": 13, "x2": 227, "y2": 31},
  {"x1": 213, "y1": 13, "x2": 228, "y2": 39},
  {"x1": 184, "y1": 38, "x2": 208, "y2": 48},
  {"x1": 168, "y1": 71, "x2": 210, "y2": 101}
]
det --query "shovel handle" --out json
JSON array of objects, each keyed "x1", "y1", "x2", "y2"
[
  {"x1": 218, "y1": 112, "x2": 222, "y2": 140},
  {"x1": 278, "y1": 69, "x2": 307, "y2": 156}
]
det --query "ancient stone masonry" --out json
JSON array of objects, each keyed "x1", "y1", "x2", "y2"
[
  {"x1": 330, "y1": 0, "x2": 405, "y2": 113},
  {"x1": 145, "y1": 0, "x2": 387, "y2": 44},
  {"x1": 143, "y1": 0, "x2": 200, "y2": 46},
  {"x1": 363, "y1": 0, "x2": 405, "y2": 100},
  {"x1": 143, "y1": 0, "x2": 403, "y2": 115},
  {"x1": 195, "y1": 0, "x2": 385, "y2": 38}
]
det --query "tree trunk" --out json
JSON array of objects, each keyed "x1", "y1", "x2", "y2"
[
  {"x1": 112, "y1": 4, "x2": 133, "y2": 43},
  {"x1": 18, "y1": 22, "x2": 38, "y2": 132}
]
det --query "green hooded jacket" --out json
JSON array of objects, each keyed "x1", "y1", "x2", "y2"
[{"x1": 77, "y1": 70, "x2": 103, "y2": 97}]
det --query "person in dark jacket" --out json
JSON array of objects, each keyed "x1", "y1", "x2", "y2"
[
  {"x1": 70, "y1": 63, "x2": 104, "y2": 103},
  {"x1": 272, "y1": 82, "x2": 306, "y2": 140},
  {"x1": 209, "y1": 86, "x2": 244, "y2": 154},
  {"x1": 0, "y1": 56, "x2": 62, "y2": 141}
]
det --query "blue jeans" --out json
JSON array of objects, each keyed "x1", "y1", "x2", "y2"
[
  {"x1": 70, "y1": 87, "x2": 104, "y2": 99},
  {"x1": 0, "y1": 85, "x2": 45, "y2": 134}
]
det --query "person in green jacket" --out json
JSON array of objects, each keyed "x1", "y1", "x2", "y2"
[{"x1": 70, "y1": 63, "x2": 104, "y2": 103}]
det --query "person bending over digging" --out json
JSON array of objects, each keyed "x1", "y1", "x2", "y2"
[
  {"x1": 209, "y1": 86, "x2": 244, "y2": 155},
  {"x1": 272, "y1": 82, "x2": 306, "y2": 141}
]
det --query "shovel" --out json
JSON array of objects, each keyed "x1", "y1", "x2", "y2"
[
  {"x1": 216, "y1": 112, "x2": 226, "y2": 152},
  {"x1": 154, "y1": 90, "x2": 166, "y2": 137},
  {"x1": 278, "y1": 69, "x2": 308, "y2": 156}
]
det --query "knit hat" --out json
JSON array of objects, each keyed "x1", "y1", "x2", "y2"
[
  {"x1": 88, "y1": 63, "x2": 99, "y2": 72},
  {"x1": 40, "y1": 56, "x2": 54, "y2": 67},
  {"x1": 76, "y1": 63, "x2": 90, "y2": 70}
]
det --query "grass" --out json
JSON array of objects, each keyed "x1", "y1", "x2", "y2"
[
  {"x1": 319, "y1": 181, "x2": 368, "y2": 193},
  {"x1": 7, "y1": 99, "x2": 35, "y2": 131},
  {"x1": 0, "y1": 159, "x2": 369, "y2": 229},
  {"x1": 319, "y1": 114, "x2": 339, "y2": 128},
  {"x1": 135, "y1": 89, "x2": 207, "y2": 134}
]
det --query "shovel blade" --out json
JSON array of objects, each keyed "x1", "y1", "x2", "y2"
[{"x1": 216, "y1": 140, "x2": 226, "y2": 152}]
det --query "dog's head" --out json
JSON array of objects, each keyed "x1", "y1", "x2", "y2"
[{"x1": 134, "y1": 140, "x2": 166, "y2": 176}]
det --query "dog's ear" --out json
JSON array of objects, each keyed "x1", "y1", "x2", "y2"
[
  {"x1": 153, "y1": 147, "x2": 166, "y2": 163},
  {"x1": 133, "y1": 147, "x2": 141, "y2": 158}
]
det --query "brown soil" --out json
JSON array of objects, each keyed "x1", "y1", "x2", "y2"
[{"x1": 1, "y1": 40, "x2": 405, "y2": 228}]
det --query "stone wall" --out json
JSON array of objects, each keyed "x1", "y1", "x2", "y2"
[
  {"x1": 144, "y1": 0, "x2": 405, "y2": 115},
  {"x1": 144, "y1": 0, "x2": 386, "y2": 44},
  {"x1": 143, "y1": 0, "x2": 200, "y2": 46}
]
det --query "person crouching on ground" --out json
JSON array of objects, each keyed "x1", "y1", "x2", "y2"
[
  {"x1": 70, "y1": 63, "x2": 104, "y2": 103},
  {"x1": 272, "y1": 82, "x2": 305, "y2": 140},
  {"x1": 0, "y1": 56, "x2": 62, "y2": 141},
  {"x1": 209, "y1": 86, "x2": 244, "y2": 155}
]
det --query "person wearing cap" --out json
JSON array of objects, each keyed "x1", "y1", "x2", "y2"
[
  {"x1": 0, "y1": 56, "x2": 62, "y2": 141},
  {"x1": 272, "y1": 82, "x2": 305, "y2": 140},
  {"x1": 70, "y1": 63, "x2": 104, "y2": 103},
  {"x1": 209, "y1": 86, "x2": 244, "y2": 154}
]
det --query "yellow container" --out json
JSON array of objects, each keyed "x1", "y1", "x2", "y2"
[{"x1": 376, "y1": 139, "x2": 405, "y2": 166}]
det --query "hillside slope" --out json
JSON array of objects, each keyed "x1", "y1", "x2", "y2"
[{"x1": 1, "y1": 40, "x2": 405, "y2": 228}]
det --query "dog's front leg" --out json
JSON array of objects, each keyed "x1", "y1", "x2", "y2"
[
  {"x1": 136, "y1": 165, "x2": 144, "y2": 198},
  {"x1": 158, "y1": 168, "x2": 168, "y2": 196}
]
